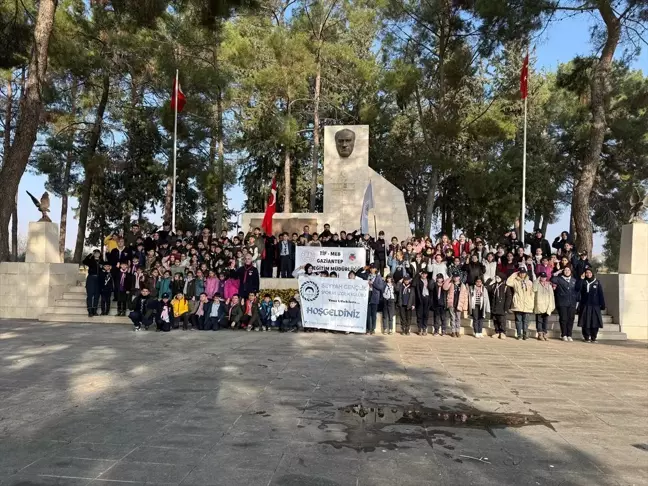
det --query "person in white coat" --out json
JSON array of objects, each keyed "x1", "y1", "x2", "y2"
[{"x1": 469, "y1": 276, "x2": 491, "y2": 338}]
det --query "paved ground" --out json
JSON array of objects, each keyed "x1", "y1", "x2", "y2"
[{"x1": 0, "y1": 321, "x2": 646, "y2": 486}]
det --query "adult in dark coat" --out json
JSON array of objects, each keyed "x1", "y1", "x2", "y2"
[
  {"x1": 237, "y1": 255, "x2": 260, "y2": 297},
  {"x1": 575, "y1": 267, "x2": 606, "y2": 343},
  {"x1": 277, "y1": 233, "x2": 296, "y2": 278},
  {"x1": 367, "y1": 267, "x2": 385, "y2": 335},
  {"x1": 430, "y1": 274, "x2": 448, "y2": 335},
  {"x1": 525, "y1": 229, "x2": 552, "y2": 258},
  {"x1": 551, "y1": 267, "x2": 579, "y2": 340}
]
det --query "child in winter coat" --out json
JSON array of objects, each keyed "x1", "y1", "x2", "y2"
[
  {"x1": 205, "y1": 270, "x2": 219, "y2": 299},
  {"x1": 488, "y1": 272, "x2": 512, "y2": 338},
  {"x1": 396, "y1": 276, "x2": 416, "y2": 336},
  {"x1": 428, "y1": 253, "x2": 448, "y2": 279},
  {"x1": 226, "y1": 295, "x2": 244, "y2": 329},
  {"x1": 223, "y1": 271, "x2": 240, "y2": 301},
  {"x1": 533, "y1": 272, "x2": 556, "y2": 341},
  {"x1": 156, "y1": 294, "x2": 174, "y2": 332},
  {"x1": 156, "y1": 270, "x2": 172, "y2": 300},
  {"x1": 442, "y1": 272, "x2": 469, "y2": 338},
  {"x1": 469, "y1": 276, "x2": 491, "y2": 338},
  {"x1": 259, "y1": 294, "x2": 273, "y2": 331},
  {"x1": 382, "y1": 276, "x2": 396, "y2": 335},
  {"x1": 506, "y1": 268, "x2": 535, "y2": 340},
  {"x1": 100, "y1": 263, "x2": 114, "y2": 316},
  {"x1": 430, "y1": 274, "x2": 447, "y2": 336},
  {"x1": 270, "y1": 297, "x2": 286, "y2": 328},
  {"x1": 171, "y1": 292, "x2": 190, "y2": 330},
  {"x1": 171, "y1": 273, "x2": 185, "y2": 298},
  {"x1": 281, "y1": 298, "x2": 302, "y2": 332}
]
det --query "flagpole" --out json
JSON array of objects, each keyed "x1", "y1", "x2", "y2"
[
  {"x1": 172, "y1": 69, "x2": 179, "y2": 234},
  {"x1": 521, "y1": 61, "x2": 528, "y2": 235}
]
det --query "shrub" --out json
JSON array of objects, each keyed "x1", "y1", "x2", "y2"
[{"x1": 259, "y1": 288, "x2": 298, "y2": 304}]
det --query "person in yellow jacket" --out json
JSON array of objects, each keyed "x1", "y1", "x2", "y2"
[
  {"x1": 103, "y1": 232, "x2": 119, "y2": 259},
  {"x1": 533, "y1": 271, "x2": 556, "y2": 341},
  {"x1": 171, "y1": 292, "x2": 191, "y2": 330},
  {"x1": 506, "y1": 268, "x2": 534, "y2": 340}
]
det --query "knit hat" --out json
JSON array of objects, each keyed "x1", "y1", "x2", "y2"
[{"x1": 539, "y1": 271, "x2": 547, "y2": 278}]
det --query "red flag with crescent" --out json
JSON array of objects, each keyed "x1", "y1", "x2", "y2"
[{"x1": 262, "y1": 177, "x2": 277, "y2": 235}]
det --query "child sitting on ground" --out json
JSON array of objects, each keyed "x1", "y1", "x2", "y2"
[
  {"x1": 270, "y1": 297, "x2": 286, "y2": 329},
  {"x1": 259, "y1": 294, "x2": 273, "y2": 331},
  {"x1": 281, "y1": 298, "x2": 302, "y2": 332}
]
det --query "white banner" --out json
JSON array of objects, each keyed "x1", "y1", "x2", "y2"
[
  {"x1": 298, "y1": 276, "x2": 368, "y2": 333},
  {"x1": 295, "y1": 246, "x2": 366, "y2": 278}
]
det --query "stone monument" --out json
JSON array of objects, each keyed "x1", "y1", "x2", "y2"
[
  {"x1": 598, "y1": 222, "x2": 648, "y2": 340},
  {"x1": 242, "y1": 125, "x2": 411, "y2": 241},
  {"x1": 0, "y1": 197, "x2": 80, "y2": 319}
]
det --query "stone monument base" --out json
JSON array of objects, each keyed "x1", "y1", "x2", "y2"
[
  {"x1": 0, "y1": 262, "x2": 81, "y2": 319},
  {"x1": 598, "y1": 222, "x2": 648, "y2": 340},
  {"x1": 26, "y1": 221, "x2": 61, "y2": 263}
]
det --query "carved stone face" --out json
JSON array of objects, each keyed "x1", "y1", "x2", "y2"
[{"x1": 334, "y1": 129, "x2": 356, "y2": 158}]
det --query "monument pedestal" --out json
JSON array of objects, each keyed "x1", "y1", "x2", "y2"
[
  {"x1": 598, "y1": 223, "x2": 648, "y2": 340},
  {"x1": 0, "y1": 221, "x2": 80, "y2": 319},
  {"x1": 242, "y1": 125, "x2": 411, "y2": 242},
  {"x1": 26, "y1": 221, "x2": 61, "y2": 263}
]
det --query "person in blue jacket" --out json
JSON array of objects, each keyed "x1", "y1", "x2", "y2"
[
  {"x1": 575, "y1": 266, "x2": 606, "y2": 343},
  {"x1": 551, "y1": 266, "x2": 579, "y2": 341}
]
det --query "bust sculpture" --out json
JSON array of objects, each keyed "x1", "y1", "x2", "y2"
[{"x1": 334, "y1": 128, "x2": 356, "y2": 158}]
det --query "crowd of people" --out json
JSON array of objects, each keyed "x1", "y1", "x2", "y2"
[{"x1": 82, "y1": 221, "x2": 606, "y2": 342}]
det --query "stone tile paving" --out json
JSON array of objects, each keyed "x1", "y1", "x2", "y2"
[{"x1": 0, "y1": 320, "x2": 646, "y2": 485}]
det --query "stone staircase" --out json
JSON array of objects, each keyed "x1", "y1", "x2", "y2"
[
  {"x1": 39, "y1": 283, "x2": 627, "y2": 340},
  {"x1": 38, "y1": 284, "x2": 130, "y2": 324}
]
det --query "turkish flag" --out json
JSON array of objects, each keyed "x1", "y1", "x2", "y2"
[
  {"x1": 261, "y1": 177, "x2": 277, "y2": 236},
  {"x1": 171, "y1": 78, "x2": 186, "y2": 113},
  {"x1": 520, "y1": 54, "x2": 529, "y2": 100}
]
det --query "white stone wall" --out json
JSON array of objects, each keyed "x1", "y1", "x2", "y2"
[{"x1": 0, "y1": 263, "x2": 81, "y2": 319}]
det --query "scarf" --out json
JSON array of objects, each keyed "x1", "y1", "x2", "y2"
[
  {"x1": 585, "y1": 277, "x2": 597, "y2": 293},
  {"x1": 383, "y1": 284, "x2": 394, "y2": 300},
  {"x1": 120, "y1": 271, "x2": 127, "y2": 290}
]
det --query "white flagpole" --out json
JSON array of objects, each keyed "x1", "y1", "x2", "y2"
[
  {"x1": 521, "y1": 64, "x2": 528, "y2": 235},
  {"x1": 172, "y1": 69, "x2": 179, "y2": 234}
]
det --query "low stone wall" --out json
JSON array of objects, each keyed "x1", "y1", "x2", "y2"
[{"x1": 0, "y1": 262, "x2": 81, "y2": 319}]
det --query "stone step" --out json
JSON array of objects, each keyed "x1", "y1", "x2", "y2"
[
  {"x1": 38, "y1": 314, "x2": 131, "y2": 324},
  {"x1": 45, "y1": 306, "x2": 126, "y2": 316},
  {"x1": 67, "y1": 286, "x2": 86, "y2": 293},
  {"x1": 61, "y1": 292, "x2": 87, "y2": 301}
]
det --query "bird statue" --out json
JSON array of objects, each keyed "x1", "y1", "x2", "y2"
[
  {"x1": 629, "y1": 188, "x2": 648, "y2": 224},
  {"x1": 26, "y1": 191, "x2": 52, "y2": 222}
]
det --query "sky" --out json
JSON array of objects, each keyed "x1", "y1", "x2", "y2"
[{"x1": 15, "y1": 12, "x2": 648, "y2": 254}]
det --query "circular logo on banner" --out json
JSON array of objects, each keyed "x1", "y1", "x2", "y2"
[{"x1": 300, "y1": 281, "x2": 320, "y2": 302}]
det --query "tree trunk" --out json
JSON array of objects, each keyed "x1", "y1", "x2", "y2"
[
  {"x1": 207, "y1": 126, "x2": 217, "y2": 226},
  {"x1": 0, "y1": 0, "x2": 58, "y2": 262},
  {"x1": 73, "y1": 73, "x2": 110, "y2": 262},
  {"x1": 59, "y1": 78, "x2": 78, "y2": 261},
  {"x1": 533, "y1": 211, "x2": 541, "y2": 232},
  {"x1": 214, "y1": 88, "x2": 225, "y2": 235},
  {"x1": 2, "y1": 73, "x2": 13, "y2": 259},
  {"x1": 571, "y1": 4, "x2": 620, "y2": 257},
  {"x1": 309, "y1": 48, "x2": 321, "y2": 212}
]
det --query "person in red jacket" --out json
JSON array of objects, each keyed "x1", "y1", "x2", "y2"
[{"x1": 453, "y1": 234, "x2": 471, "y2": 258}]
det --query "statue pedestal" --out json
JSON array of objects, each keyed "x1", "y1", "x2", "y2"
[
  {"x1": 599, "y1": 223, "x2": 648, "y2": 340},
  {"x1": 26, "y1": 221, "x2": 61, "y2": 264}
]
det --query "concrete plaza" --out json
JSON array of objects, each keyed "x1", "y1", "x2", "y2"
[{"x1": 0, "y1": 321, "x2": 646, "y2": 486}]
